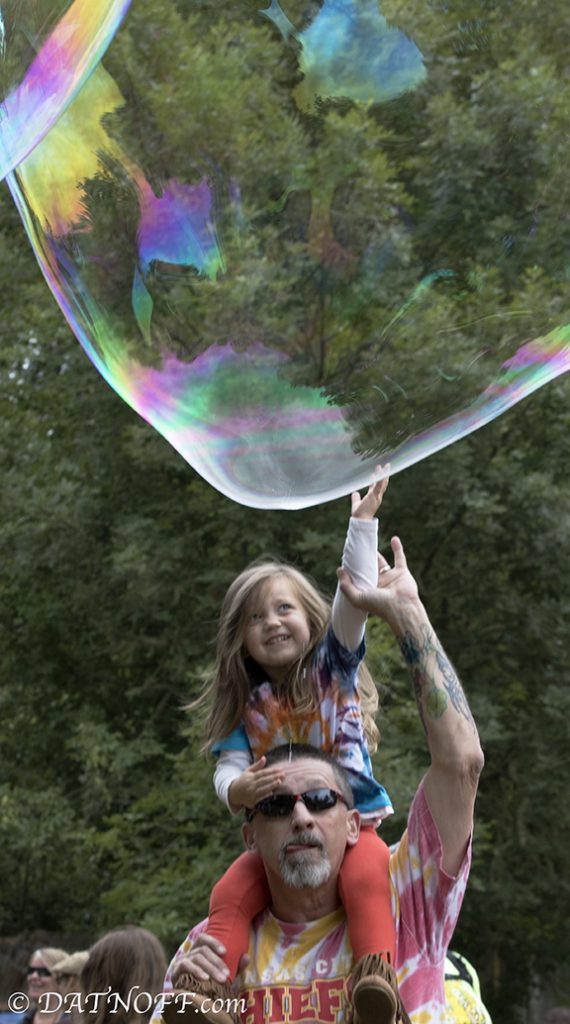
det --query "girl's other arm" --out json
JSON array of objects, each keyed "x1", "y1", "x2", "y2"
[
  {"x1": 214, "y1": 749, "x2": 253, "y2": 813},
  {"x1": 216, "y1": 751, "x2": 286, "y2": 813}
]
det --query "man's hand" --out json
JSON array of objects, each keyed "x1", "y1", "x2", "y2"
[
  {"x1": 171, "y1": 934, "x2": 249, "y2": 985},
  {"x1": 350, "y1": 464, "x2": 390, "y2": 520},
  {"x1": 337, "y1": 536, "x2": 420, "y2": 633},
  {"x1": 228, "y1": 757, "x2": 285, "y2": 811}
]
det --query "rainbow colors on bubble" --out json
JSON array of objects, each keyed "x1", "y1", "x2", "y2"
[
  {"x1": 4, "y1": 0, "x2": 570, "y2": 507},
  {"x1": 0, "y1": 0, "x2": 131, "y2": 181}
]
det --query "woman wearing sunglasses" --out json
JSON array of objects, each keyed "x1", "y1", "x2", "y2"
[{"x1": 24, "y1": 949, "x2": 68, "y2": 1024}]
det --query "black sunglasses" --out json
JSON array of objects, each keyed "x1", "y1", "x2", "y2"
[
  {"x1": 27, "y1": 966, "x2": 52, "y2": 978},
  {"x1": 247, "y1": 788, "x2": 348, "y2": 821}
]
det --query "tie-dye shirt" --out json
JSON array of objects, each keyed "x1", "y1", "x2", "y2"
[
  {"x1": 213, "y1": 627, "x2": 392, "y2": 820},
  {"x1": 158, "y1": 780, "x2": 471, "y2": 1024}
]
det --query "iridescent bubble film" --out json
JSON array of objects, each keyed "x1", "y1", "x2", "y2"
[
  {"x1": 5, "y1": 0, "x2": 570, "y2": 508},
  {"x1": 0, "y1": 0, "x2": 131, "y2": 180}
]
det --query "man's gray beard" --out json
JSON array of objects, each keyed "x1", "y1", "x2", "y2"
[{"x1": 278, "y1": 831, "x2": 331, "y2": 889}]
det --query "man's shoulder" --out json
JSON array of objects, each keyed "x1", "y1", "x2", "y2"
[
  {"x1": 388, "y1": 778, "x2": 472, "y2": 977},
  {"x1": 389, "y1": 777, "x2": 471, "y2": 889},
  {"x1": 388, "y1": 778, "x2": 449, "y2": 863},
  {"x1": 163, "y1": 919, "x2": 209, "y2": 992},
  {"x1": 182, "y1": 917, "x2": 210, "y2": 944}
]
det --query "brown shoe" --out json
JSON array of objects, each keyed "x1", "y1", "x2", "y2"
[
  {"x1": 162, "y1": 974, "x2": 239, "y2": 1024},
  {"x1": 353, "y1": 975, "x2": 397, "y2": 1024},
  {"x1": 350, "y1": 954, "x2": 411, "y2": 1024}
]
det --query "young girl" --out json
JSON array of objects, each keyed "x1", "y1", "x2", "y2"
[{"x1": 180, "y1": 473, "x2": 403, "y2": 1024}]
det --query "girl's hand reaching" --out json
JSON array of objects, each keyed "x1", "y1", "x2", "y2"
[
  {"x1": 228, "y1": 756, "x2": 285, "y2": 812},
  {"x1": 351, "y1": 464, "x2": 390, "y2": 520}
]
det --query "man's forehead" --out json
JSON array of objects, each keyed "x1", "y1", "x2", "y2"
[{"x1": 274, "y1": 757, "x2": 337, "y2": 790}]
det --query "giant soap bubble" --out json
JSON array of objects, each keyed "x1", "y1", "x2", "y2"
[
  {"x1": 5, "y1": 0, "x2": 570, "y2": 508},
  {"x1": 0, "y1": 0, "x2": 131, "y2": 179}
]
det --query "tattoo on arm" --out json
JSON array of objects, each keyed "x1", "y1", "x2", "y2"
[
  {"x1": 398, "y1": 626, "x2": 475, "y2": 731},
  {"x1": 435, "y1": 647, "x2": 475, "y2": 726}
]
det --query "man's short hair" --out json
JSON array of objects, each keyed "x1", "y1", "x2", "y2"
[{"x1": 263, "y1": 744, "x2": 354, "y2": 809}]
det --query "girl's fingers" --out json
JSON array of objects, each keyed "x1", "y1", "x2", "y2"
[
  {"x1": 372, "y1": 464, "x2": 389, "y2": 497},
  {"x1": 257, "y1": 777, "x2": 282, "y2": 798}
]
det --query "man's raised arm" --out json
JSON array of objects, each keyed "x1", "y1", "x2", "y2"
[{"x1": 338, "y1": 536, "x2": 484, "y2": 875}]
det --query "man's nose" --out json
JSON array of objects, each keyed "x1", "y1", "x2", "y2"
[{"x1": 290, "y1": 798, "x2": 315, "y2": 829}]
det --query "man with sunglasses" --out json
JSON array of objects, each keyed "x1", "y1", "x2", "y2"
[{"x1": 159, "y1": 536, "x2": 484, "y2": 1024}]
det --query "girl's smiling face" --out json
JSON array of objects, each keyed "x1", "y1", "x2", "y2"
[{"x1": 243, "y1": 575, "x2": 311, "y2": 684}]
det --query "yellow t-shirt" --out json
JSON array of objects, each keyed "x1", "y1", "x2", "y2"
[{"x1": 444, "y1": 952, "x2": 492, "y2": 1023}]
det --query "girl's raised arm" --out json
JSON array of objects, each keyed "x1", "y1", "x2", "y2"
[{"x1": 331, "y1": 469, "x2": 389, "y2": 652}]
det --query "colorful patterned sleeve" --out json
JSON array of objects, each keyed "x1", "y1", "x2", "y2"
[
  {"x1": 151, "y1": 920, "x2": 209, "y2": 1024},
  {"x1": 320, "y1": 625, "x2": 365, "y2": 695},
  {"x1": 390, "y1": 780, "x2": 472, "y2": 1021}
]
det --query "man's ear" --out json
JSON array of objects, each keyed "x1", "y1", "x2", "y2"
[
  {"x1": 242, "y1": 820, "x2": 257, "y2": 852},
  {"x1": 346, "y1": 809, "x2": 361, "y2": 848}
]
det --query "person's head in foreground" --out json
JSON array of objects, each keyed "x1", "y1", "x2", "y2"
[
  {"x1": 242, "y1": 743, "x2": 359, "y2": 908},
  {"x1": 81, "y1": 927, "x2": 167, "y2": 1024}
]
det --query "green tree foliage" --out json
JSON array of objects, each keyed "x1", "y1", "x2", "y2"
[{"x1": 1, "y1": 0, "x2": 570, "y2": 1019}]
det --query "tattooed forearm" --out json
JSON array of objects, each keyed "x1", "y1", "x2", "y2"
[
  {"x1": 398, "y1": 624, "x2": 436, "y2": 666},
  {"x1": 435, "y1": 647, "x2": 475, "y2": 726},
  {"x1": 409, "y1": 665, "x2": 429, "y2": 735},
  {"x1": 398, "y1": 625, "x2": 475, "y2": 731}
]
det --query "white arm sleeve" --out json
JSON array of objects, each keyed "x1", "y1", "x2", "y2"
[
  {"x1": 214, "y1": 748, "x2": 253, "y2": 813},
  {"x1": 331, "y1": 517, "x2": 379, "y2": 652}
]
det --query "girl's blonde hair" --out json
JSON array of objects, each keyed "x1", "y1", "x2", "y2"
[{"x1": 195, "y1": 559, "x2": 379, "y2": 754}]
